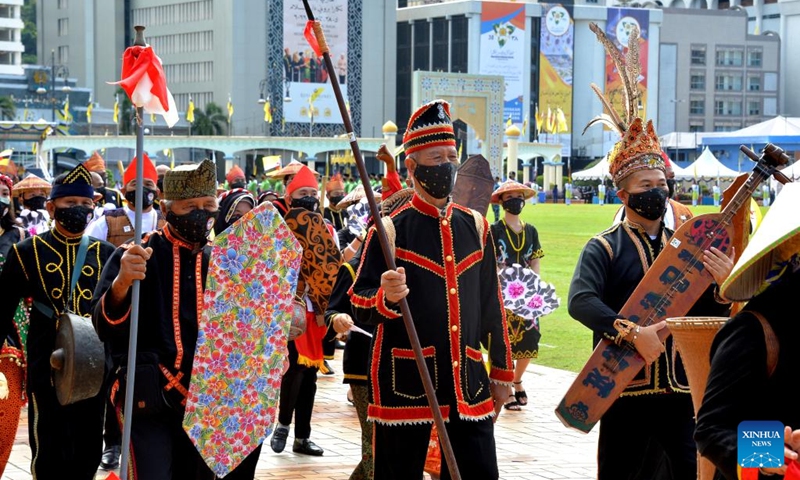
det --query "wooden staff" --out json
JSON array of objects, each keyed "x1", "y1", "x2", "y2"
[{"x1": 300, "y1": 2, "x2": 461, "y2": 478}]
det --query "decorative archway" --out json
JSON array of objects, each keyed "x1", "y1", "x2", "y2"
[{"x1": 412, "y1": 71, "x2": 505, "y2": 176}]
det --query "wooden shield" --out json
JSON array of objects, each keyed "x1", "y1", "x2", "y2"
[
  {"x1": 50, "y1": 312, "x2": 105, "y2": 405},
  {"x1": 284, "y1": 208, "x2": 342, "y2": 316},
  {"x1": 452, "y1": 154, "x2": 495, "y2": 216}
]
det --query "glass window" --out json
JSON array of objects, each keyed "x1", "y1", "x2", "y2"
[
  {"x1": 747, "y1": 75, "x2": 761, "y2": 91},
  {"x1": 690, "y1": 74, "x2": 705, "y2": 90},
  {"x1": 764, "y1": 72, "x2": 778, "y2": 91},
  {"x1": 0, "y1": 6, "x2": 12, "y2": 19},
  {"x1": 690, "y1": 99, "x2": 705, "y2": 115},
  {"x1": 58, "y1": 0, "x2": 68, "y2": 8},
  {"x1": 0, "y1": 52, "x2": 12, "y2": 65},
  {"x1": 413, "y1": 21, "x2": 430, "y2": 71},
  {"x1": 58, "y1": 18, "x2": 69, "y2": 37},
  {"x1": 450, "y1": 15, "x2": 468, "y2": 73},
  {"x1": 58, "y1": 45, "x2": 69, "y2": 64},
  {"x1": 689, "y1": 124, "x2": 704, "y2": 133},
  {"x1": 716, "y1": 49, "x2": 744, "y2": 67},
  {"x1": 747, "y1": 49, "x2": 762, "y2": 68},
  {"x1": 714, "y1": 99, "x2": 742, "y2": 116},
  {"x1": 431, "y1": 18, "x2": 448, "y2": 71},
  {"x1": 715, "y1": 74, "x2": 743, "y2": 91},
  {"x1": 0, "y1": 28, "x2": 13, "y2": 42},
  {"x1": 763, "y1": 97, "x2": 777, "y2": 116},
  {"x1": 747, "y1": 99, "x2": 761, "y2": 116},
  {"x1": 691, "y1": 46, "x2": 706, "y2": 66}
]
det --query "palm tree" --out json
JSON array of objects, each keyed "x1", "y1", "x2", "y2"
[
  {"x1": 192, "y1": 102, "x2": 227, "y2": 136},
  {"x1": 0, "y1": 97, "x2": 16, "y2": 121}
]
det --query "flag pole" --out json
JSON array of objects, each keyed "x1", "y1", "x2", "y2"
[
  {"x1": 119, "y1": 24, "x2": 147, "y2": 480},
  {"x1": 301, "y1": 2, "x2": 461, "y2": 478}
]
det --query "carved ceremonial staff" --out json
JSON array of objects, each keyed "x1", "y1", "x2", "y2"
[{"x1": 300, "y1": 1, "x2": 462, "y2": 478}]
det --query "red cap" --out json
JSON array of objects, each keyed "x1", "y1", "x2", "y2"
[
  {"x1": 286, "y1": 165, "x2": 318, "y2": 197},
  {"x1": 123, "y1": 153, "x2": 158, "y2": 186},
  {"x1": 226, "y1": 164, "x2": 245, "y2": 184}
]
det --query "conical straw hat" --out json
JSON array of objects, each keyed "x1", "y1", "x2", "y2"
[{"x1": 720, "y1": 183, "x2": 800, "y2": 302}]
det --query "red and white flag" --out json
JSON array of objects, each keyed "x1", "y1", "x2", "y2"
[{"x1": 110, "y1": 45, "x2": 179, "y2": 128}]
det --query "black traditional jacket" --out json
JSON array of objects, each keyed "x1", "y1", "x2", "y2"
[
  {"x1": 92, "y1": 226, "x2": 210, "y2": 410},
  {"x1": 0, "y1": 229, "x2": 115, "y2": 390},
  {"x1": 323, "y1": 207, "x2": 347, "y2": 233},
  {"x1": 568, "y1": 219, "x2": 729, "y2": 396},
  {"x1": 351, "y1": 194, "x2": 513, "y2": 425},
  {"x1": 324, "y1": 256, "x2": 373, "y2": 386}
]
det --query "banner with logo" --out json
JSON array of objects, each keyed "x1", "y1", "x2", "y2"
[
  {"x1": 604, "y1": 8, "x2": 649, "y2": 122},
  {"x1": 480, "y1": 3, "x2": 526, "y2": 124},
  {"x1": 538, "y1": 3, "x2": 574, "y2": 154},
  {"x1": 283, "y1": 0, "x2": 348, "y2": 124}
]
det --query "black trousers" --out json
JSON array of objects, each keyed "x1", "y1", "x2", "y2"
[
  {"x1": 322, "y1": 325, "x2": 337, "y2": 360},
  {"x1": 597, "y1": 393, "x2": 697, "y2": 480},
  {"x1": 373, "y1": 406, "x2": 498, "y2": 480},
  {"x1": 28, "y1": 387, "x2": 104, "y2": 480},
  {"x1": 277, "y1": 341, "x2": 318, "y2": 439},
  {"x1": 120, "y1": 406, "x2": 214, "y2": 480},
  {"x1": 104, "y1": 395, "x2": 121, "y2": 446}
]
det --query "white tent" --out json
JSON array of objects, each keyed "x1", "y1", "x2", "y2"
[
  {"x1": 675, "y1": 147, "x2": 741, "y2": 180},
  {"x1": 572, "y1": 156, "x2": 610, "y2": 180},
  {"x1": 778, "y1": 162, "x2": 800, "y2": 181}
]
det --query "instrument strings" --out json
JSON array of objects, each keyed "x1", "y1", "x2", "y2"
[{"x1": 602, "y1": 166, "x2": 771, "y2": 373}]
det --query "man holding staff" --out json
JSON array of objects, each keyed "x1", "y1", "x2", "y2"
[{"x1": 351, "y1": 99, "x2": 513, "y2": 480}]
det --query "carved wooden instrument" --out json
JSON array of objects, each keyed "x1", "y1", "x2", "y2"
[{"x1": 555, "y1": 144, "x2": 789, "y2": 433}]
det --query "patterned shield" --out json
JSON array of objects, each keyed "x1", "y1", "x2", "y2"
[
  {"x1": 183, "y1": 201, "x2": 302, "y2": 477},
  {"x1": 283, "y1": 208, "x2": 342, "y2": 317},
  {"x1": 452, "y1": 154, "x2": 495, "y2": 216},
  {"x1": 498, "y1": 263, "x2": 560, "y2": 324}
]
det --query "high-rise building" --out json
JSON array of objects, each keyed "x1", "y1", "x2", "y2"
[
  {"x1": 0, "y1": 0, "x2": 25, "y2": 76},
  {"x1": 36, "y1": 0, "x2": 395, "y2": 138}
]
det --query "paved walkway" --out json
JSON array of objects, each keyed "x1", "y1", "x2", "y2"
[{"x1": 2, "y1": 352, "x2": 598, "y2": 480}]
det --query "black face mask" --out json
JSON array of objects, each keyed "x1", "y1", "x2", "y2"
[
  {"x1": 230, "y1": 181, "x2": 246, "y2": 190},
  {"x1": 329, "y1": 194, "x2": 345, "y2": 206},
  {"x1": 412, "y1": 161, "x2": 457, "y2": 200},
  {"x1": 23, "y1": 196, "x2": 47, "y2": 211},
  {"x1": 502, "y1": 198, "x2": 525, "y2": 215},
  {"x1": 54, "y1": 205, "x2": 94, "y2": 234},
  {"x1": 167, "y1": 209, "x2": 217, "y2": 244},
  {"x1": 626, "y1": 187, "x2": 668, "y2": 221},
  {"x1": 666, "y1": 179, "x2": 676, "y2": 199},
  {"x1": 228, "y1": 214, "x2": 243, "y2": 225},
  {"x1": 125, "y1": 187, "x2": 158, "y2": 209},
  {"x1": 292, "y1": 196, "x2": 320, "y2": 212}
]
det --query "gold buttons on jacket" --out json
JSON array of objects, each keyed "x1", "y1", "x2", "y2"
[
  {"x1": 451, "y1": 325, "x2": 458, "y2": 332},
  {"x1": 442, "y1": 220, "x2": 448, "y2": 226},
  {"x1": 453, "y1": 361, "x2": 459, "y2": 367},
  {"x1": 449, "y1": 288, "x2": 456, "y2": 295},
  {"x1": 446, "y1": 255, "x2": 453, "y2": 262}
]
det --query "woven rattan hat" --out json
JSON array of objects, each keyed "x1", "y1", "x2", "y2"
[
  {"x1": 720, "y1": 182, "x2": 800, "y2": 302},
  {"x1": 490, "y1": 180, "x2": 536, "y2": 204}
]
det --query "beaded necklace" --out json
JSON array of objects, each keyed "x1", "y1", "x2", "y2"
[{"x1": 502, "y1": 218, "x2": 525, "y2": 253}]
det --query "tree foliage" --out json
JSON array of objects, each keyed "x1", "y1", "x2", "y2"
[
  {"x1": 22, "y1": 0, "x2": 37, "y2": 65},
  {"x1": 191, "y1": 102, "x2": 228, "y2": 136},
  {"x1": 0, "y1": 97, "x2": 16, "y2": 120}
]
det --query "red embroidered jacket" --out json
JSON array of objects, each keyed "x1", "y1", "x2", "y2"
[{"x1": 350, "y1": 194, "x2": 514, "y2": 425}]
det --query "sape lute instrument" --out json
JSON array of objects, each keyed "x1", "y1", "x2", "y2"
[{"x1": 556, "y1": 144, "x2": 791, "y2": 433}]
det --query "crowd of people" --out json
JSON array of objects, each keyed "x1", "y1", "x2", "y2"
[{"x1": 0, "y1": 27, "x2": 797, "y2": 480}]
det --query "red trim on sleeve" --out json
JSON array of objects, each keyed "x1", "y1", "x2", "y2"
[
  {"x1": 376, "y1": 286, "x2": 402, "y2": 319},
  {"x1": 101, "y1": 294, "x2": 131, "y2": 326}
]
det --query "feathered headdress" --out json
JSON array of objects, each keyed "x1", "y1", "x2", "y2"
[{"x1": 583, "y1": 22, "x2": 663, "y2": 186}]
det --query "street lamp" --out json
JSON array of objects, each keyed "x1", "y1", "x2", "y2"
[
  {"x1": 49, "y1": 49, "x2": 71, "y2": 122},
  {"x1": 670, "y1": 98, "x2": 686, "y2": 162}
]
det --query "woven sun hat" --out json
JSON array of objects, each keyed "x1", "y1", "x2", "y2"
[
  {"x1": 266, "y1": 159, "x2": 320, "y2": 179},
  {"x1": 338, "y1": 184, "x2": 381, "y2": 209},
  {"x1": 490, "y1": 180, "x2": 536, "y2": 205},
  {"x1": 12, "y1": 173, "x2": 51, "y2": 197},
  {"x1": 720, "y1": 182, "x2": 800, "y2": 302}
]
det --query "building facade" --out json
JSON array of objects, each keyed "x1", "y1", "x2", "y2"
[
  {"x1": 0, "y1": 0, "x2": 25, "y2": 76},
  {"x1": 657, "y1": 7, "x2": 780, "y2": 134},
  {"x1": 36, "y1": 0, "x2": 396, "y2": 139}
]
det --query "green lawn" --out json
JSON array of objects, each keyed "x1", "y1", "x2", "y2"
[{"x1": 514, "y1": 202, "x2": 727, "y2": 372}]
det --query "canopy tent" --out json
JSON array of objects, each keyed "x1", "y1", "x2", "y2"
[
  {"x1": 675, "y1": 147, "x2": 741, "y2": 180},
  {"x1": 660, "y1": 132, "x2": 700, "y2": 150},
  {"x1": 572, "y1": 156, "x2": 610, "y2": 180},
  {"x1": 777, "y1": 161, "x2": 800, "y2": 180},
  {"x1": 700, "y1": 116, "x2": 800, "y2": 147}
]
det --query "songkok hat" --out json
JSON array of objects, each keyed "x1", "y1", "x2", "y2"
[
  {"x1": 583, "y1": 23, "x2": 664, "y2": 187},
  {"x1": 285, "y1": 165, "x2": 318, "y2": 198},
  {"x1": 123, "y1": 153, "x2": 158, "y2": 186},
  {"x1": 720, "y1": 183, "x2": 800, "y2": 301},
  {"x1": 490, "y1": 180, "x2": 536, "y2": 204},
  {"x1": 12, "y1": 173, "x2": 52, "y2": 197},
  {"x1": 267, "y1": 159, "x2": 319, "y2": 179},
  {"x1": 83, "y1": 151, "x2": 106, "y2": 172},
  {"x1": 226, "y1": 164, "x2": 245, "y2": 184},
  {"x1": 403, "y1": 100, "x2": 456, "y2": 157},
  {"x1": 50, "y1": 164, "x2": 94, "y2": 200},
  {"x1": 163, "y1": 159, "x2": 218, "y2": 200},
  {"x1": 326, "y1": 173, "x2": 344, "y2": 193}
]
